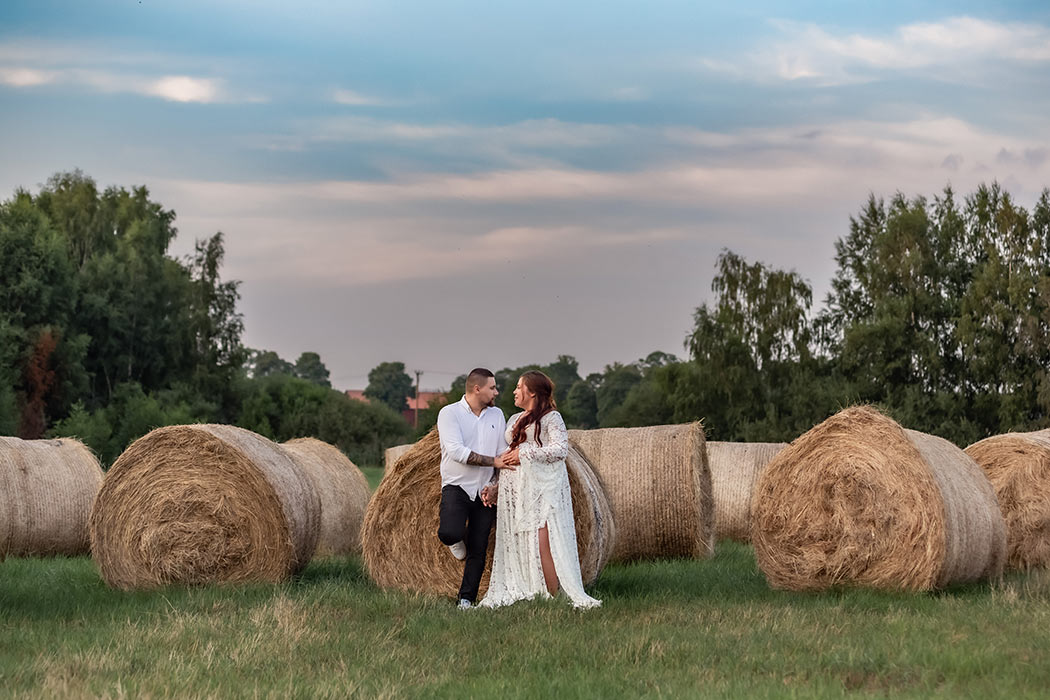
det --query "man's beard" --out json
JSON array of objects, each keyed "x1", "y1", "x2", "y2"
[{"x1": 486, "y1": 397, "x2": 497, "y2": 408}]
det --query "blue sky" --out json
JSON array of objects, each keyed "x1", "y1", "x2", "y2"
[{"x1": 2, "y1": 1, "x2": 1049, "y2": 389}]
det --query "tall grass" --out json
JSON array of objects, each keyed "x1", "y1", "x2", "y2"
[{"x1": 3, "y1": 542, "x2": 1050, "y2": 698}]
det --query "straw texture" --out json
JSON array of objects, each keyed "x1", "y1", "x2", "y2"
[
  {"x1": 282, "y1": 438, "x2": 371, "y2": 557},
  {"x1": 751, "y1": 406, "x2": 1006, "y2": 591},
  {"x1": 384, "y1": 444, "x2": 413, "y2": 469},
  {"x1": 361, "y1": 430, "x2": 614, "y2": 597},
  {"x1": 0, "y1": 437, "x2": 103, "y2": 557},
  {"x1": 568, "y1": 423, "x2": 713, "y2": 562},
  {"x1": 965, "y1": 430, "x2": 1050, "y2": 571},
  {"x1": 707, "y1": 441, "x2": 787, "y2": 542},
  {"x1": 90, "y1": 424, "x2": 321, "y2": 590}
]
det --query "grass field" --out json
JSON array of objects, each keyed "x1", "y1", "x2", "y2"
[
  {"x1": 3, "y1": 465, "x2": 1049, "y2": 698},
  {"x1": 4, "y1": 543, "x2": 1050, "y2": 698}
]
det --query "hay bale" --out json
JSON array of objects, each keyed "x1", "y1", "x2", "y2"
[
  {"x1": 568, "y1": 423, "x2": 713, "y2": 562},
  {"x1": 965, "y1": 430, "x2": 1050, "y2": 571},
  {"x1": 707, "y1": 441, "x2": 787, "y2": 542},
  {"x1": 281, "y1": 438, "x2": 371, "y2": 557},
  {"x1": 361, "y1": 429, "x2": 614, "y2": 597},
  {"x1": 0, "y1": 437, "x2": 103, "y2": 557},
  {"x1": 90, "y1": 424, "x2": 321, "y2": 590},
  {"x1": 384, "y1": 443, "x2": 414, "y2": 469},
  {"x1": 751, "y1": 406, "x2": 1007, "y2": 591}
]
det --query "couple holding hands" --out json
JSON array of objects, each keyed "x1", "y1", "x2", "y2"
[{"x1": 435, "y1": 368, "x2": 601, "y2": 610}]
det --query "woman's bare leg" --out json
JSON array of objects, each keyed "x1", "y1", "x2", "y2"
[{"x1": 538, "y1": 524, "x2": 559, "y2": 595}]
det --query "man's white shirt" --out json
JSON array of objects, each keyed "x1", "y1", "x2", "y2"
[{"x1": 436, "y1": 396, "x2": 508, "y2": 500}]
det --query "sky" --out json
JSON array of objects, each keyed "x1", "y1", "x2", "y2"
[{"x1": 2, "y1": 1, "x2": 1049, "y2": 390}]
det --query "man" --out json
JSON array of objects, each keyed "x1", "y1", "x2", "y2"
[{"x1": 436, "y1": 367, "x2": 510, "y2": 609}]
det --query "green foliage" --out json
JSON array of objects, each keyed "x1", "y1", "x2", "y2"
[
  {"x1": 237, "y1": 373, "x2": 411, "y2": 465},
  {"x1": 248, "y1": 349, "x2": 294, "y2": 378},
  {"x1": 595, "y1": 363, "x2": 642, "y2": 426},
  {"x1": 364, "y1": 361, "x2": 414, "y2": 414},
  {"x1": 564, "y1": 380, "x2": 598, "y2": 429},
  {"x1": 820, "y1": 184, "x2": 1050, "y2": 443},
  {"x1": 50, "y1": 382, "x2": 200, "y2": 465},
  {"x1": 292, "y1": 351, "x2": 330, "y2": 387},
  {"x1": 0, "y1": 362, "x2": 18, "y2": 435}
]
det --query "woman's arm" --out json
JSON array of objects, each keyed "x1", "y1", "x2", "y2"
[{"x1": 519, "y1": 412, "x2": 569, "y2": 464}]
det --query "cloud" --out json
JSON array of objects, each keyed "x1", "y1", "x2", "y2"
[
  {"x1": 0, "y1": 38, "x2": 254, "y2": 103},
  {"x1": 149, "y1": 113, "x2": 1050, "y2": 291},
  {"x1": 0, "y1": 64, "x2": 242, "y2": 103},
  {"x1": 146, "y1": 76, "x2": 223, "y2": 103},
  {"x1": 160, "y1": 114, "x2": 1050, "y2": 211},
  {"x1": 0, "y1": 67, "x2": 59, "y2": 87},
  {"x1": 703, "y1": 16, "x2": 1050, "y2": 85},
  {"x1": 942, "y1": 154, "x2": 963, "y2": 171},
  {"x1": 293, "y1": 116, "x2": 630, "y2": 147},
  {"x1": 331, "y1": 88, "x2": 391, "y2": 106},
  {"x1": 169, "y1": 212, "x2": 688, "y2": 286}
]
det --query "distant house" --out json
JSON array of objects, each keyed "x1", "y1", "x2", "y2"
[{"x1": 345, "y1": 389, "x2": 448, "y2": 425}]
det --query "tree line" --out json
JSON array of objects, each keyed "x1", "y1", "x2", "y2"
[
  {"x1": 407, "y1": 183, "x2": 1050, "y2": 447},
  {"x1": 0, "y1": 171, "x2": 410, "y2": 465},
  {"x1": 3, "y1": 171, "x2": 1049, "y2": 466}
]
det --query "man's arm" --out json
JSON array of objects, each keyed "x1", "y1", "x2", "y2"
[
  {"x1": 437, "y1": 408, "x2": 501, "y2": 467},
  {"x1": 435, "y1": 408, "x2": 473, "y2": 464}
]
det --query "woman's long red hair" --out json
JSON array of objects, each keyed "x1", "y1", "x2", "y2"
[{"x1": 509, "y1": 371, "x2": 557, "y2": 449}]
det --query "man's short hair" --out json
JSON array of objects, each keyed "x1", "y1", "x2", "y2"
[{"x1": 465, "y1": 368, "x2": 495, "y2": 392}]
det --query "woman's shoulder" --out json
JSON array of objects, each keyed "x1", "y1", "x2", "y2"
[
  {"x1": 541, "y1": 410, "x2": 565, "y2": 425},
  {"x1": 508, "y1": 411, "x2": 525, "y2": 425}
]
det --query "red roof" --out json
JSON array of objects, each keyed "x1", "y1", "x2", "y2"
[{"x1": 345, "y1": 390, "x2": 448, "y2": 410}]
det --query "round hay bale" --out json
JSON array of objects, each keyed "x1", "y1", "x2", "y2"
[
  {"x1": 965, "y1": 430, "x2": 1050, "y2": 571},
  {"x1": 384, "y1": 443, "x2": 414, "y2": 469},
  {"x1": 361, "y1": 429, "x2": 614, "y2": 597},
  {"x1": 707, "y1": 441, "x2": 787, "y2": 542},
  {"x1": 281, "y1": 438, "x2": 371, "y2": 557},
  {"x1": 751, "y1": 406, "x2": 1007, "y2": 591},
  {"x1": 568, "y1": 423, "x2": 713, "y2": 562},
  {"x1": 90, "y1": 424, "x2": 321, "y2": 590},
  {"x1": 0, "y1": 436, "x2": 103, "y2": 557}
]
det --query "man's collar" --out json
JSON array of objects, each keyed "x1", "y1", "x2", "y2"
[
  {"x1": 460, "y1": 394, "x2": 496, "y2": 415},
  {"x1": 459, "y1": 394, "x2": 482, "y2": 415}
]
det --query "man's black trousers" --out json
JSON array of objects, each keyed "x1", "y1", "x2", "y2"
[{"x1": 437, "y1": 484, "x2": 496, "y2": 603}]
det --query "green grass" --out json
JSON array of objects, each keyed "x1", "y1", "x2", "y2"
[
  {"x1": 359, "y1": 465, "x2": 384, "y2": 491},
  {"x1": 3, "y1": 544, "x2": 1050, "y2": 698}
]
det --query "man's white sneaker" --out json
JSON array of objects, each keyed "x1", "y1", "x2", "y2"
[
  {"x1": 448, "y1": 541, "x2": 467, "y2": 560},
  {"x1": 457, "y1": 598, "x2": 473, "y2": 610}
]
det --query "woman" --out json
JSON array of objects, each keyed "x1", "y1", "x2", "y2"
[{"x1": 478, "y1": 371, "x2": 601, "y2": 609}]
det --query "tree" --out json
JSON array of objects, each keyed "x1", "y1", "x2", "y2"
[
  {"x1": 595, "y1": 363, "x2": 643, "y2": 427},
  {"x1": 565, "y1": 380, "x2": 598, "y2": 429},
  {"x1": 248, "y1": 349, "x2": 294, "y2": 378},
  {"x1": 364, "y1": 361, "x2": 413, "y2": 414},
  {"x1": 236, "y1": 373, "x2": 411, "y2": 465},
  {"x1": 293, "y1": 351, "x2": 331, "y2": 387},
  {"x1": 0, "y1": 188, "x2": 87, "y2": 434},
  {"x1": 187, "y1": 232, "x2": 247, "y2": 418}
]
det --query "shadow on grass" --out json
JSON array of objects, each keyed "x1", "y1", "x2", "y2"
[
  {"x1": 292, "y1": 555, "x2": 371, "y2": 587},
  {"x1": 593, "y1": 541, "x2": 771, "y2": 603}
]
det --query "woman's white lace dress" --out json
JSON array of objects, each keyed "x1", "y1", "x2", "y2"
[{"x1": 479, "y1": 411, "x2": 601, "y2": 609}]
